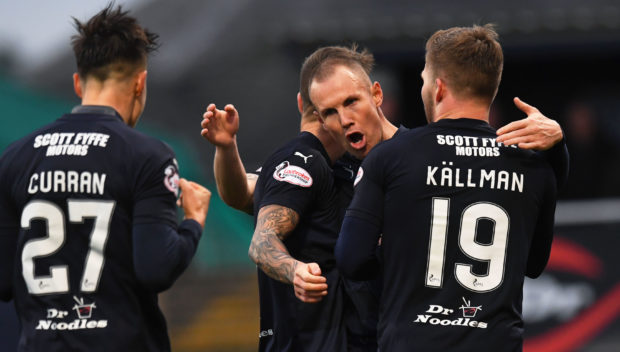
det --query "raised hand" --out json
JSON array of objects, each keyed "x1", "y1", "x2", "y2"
[
  {"x1": 496, "y1": 97, "x2": 563, "y2": 150},
  {"x1": 201, "y1": 103, "x2": 240, "y2": 148}
]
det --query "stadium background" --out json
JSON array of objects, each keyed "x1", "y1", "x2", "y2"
[{"x1": 1, "y1": 0, "x2": 619, "y2": 351}]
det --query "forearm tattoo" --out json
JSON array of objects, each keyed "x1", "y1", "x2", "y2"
[{"x1": 249, "y1": 205, "x2": 300, "y2": 284}]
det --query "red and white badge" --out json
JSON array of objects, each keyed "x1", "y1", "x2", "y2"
[
  {"x1": 273, "y1": 161, "x2": 313, "y2": 187},
  {"x1": 354, "y1": 166, "x2": 364, "y2": 186}
]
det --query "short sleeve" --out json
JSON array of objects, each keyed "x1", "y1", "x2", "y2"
[
  {"x1": 345, "y1": 147, "x2": 385, "y2": 228},
  {"x1": 258, "y1": 151, "x2": 327, "y2": 216},
  {"x1": 133, "y1": 145, "x2": 179, "y2": 227}
]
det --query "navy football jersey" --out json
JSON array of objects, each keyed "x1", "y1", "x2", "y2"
[
  {"x1": 0, "y1": 106, "x2": 181, "y2": 351},
  {"x1": 253, "y1": 132, "x2": 347, "y2": 352},
  {"x1": 346, "y1": 118, "x2": 557, "y2": 351},
  {"x1": 333, "y1": 152, "x2": 380, "y2": 350},
  {"x1": 333, "y1": 152, "x2": 361, "y2": 213}
]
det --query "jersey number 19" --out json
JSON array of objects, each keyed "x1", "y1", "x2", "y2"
[{"x1": 425, "y1": 197, "x2": 509, "y2": 292}]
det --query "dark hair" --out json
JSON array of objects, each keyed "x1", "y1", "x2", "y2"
[
  {"x1": 425, "y1": 24, "x2": 503, "y2": 103},
  {"x1": 71, "y1": 3, "x2": 159, "y2": 81},
  {"x1": 299, "y1": 44, "x2": 374, "y2": 111}
]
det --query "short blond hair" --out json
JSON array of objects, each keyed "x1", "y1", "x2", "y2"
[{"x1": 299, "y1": 44, "x2": 374, "y2": 111}]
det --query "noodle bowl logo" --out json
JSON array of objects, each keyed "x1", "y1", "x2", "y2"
[
  {"x1": 72, "y1": 296, "x2": 96, "y2": 319},
  {"x1": 459, "y1": 297, "x2": 482, "y2": 318}
]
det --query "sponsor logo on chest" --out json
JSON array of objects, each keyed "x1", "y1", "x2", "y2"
[
  {"x1": 413, "y1": 297, "x2": 488, "y2": 329},
  {"x1": 36, "y1": 296, "x2": 108, "y2": 331}
]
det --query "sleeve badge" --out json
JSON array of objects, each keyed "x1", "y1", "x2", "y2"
[
  {"x1": 273, "y1": 161, "x2": 313, "y2": 187},
  {"x1": 163, "y1": 164, "x2": 180, "y2": 196}
]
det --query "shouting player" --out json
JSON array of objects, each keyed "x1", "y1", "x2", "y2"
[
  {"x1": 201, "y1": 47, "x2": 566, "y2": 352},
  {"x1": 0, "y1": 5, "x2": 211, "y2": 351},
  {"x1": 336, "y1": 24, "x2": 559, "y2": 351}
]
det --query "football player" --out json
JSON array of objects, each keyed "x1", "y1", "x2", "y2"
[
  {"x1": 336, "y1": 24, "x2": 559, "y2": 351},
  {"x1": 0, "y1": 5, "x2": 211, "y2": 351}
]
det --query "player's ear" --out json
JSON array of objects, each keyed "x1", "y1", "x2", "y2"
[
  {"x1": 73, "y1": 73, "x2": 83, "y2": 99},
  {"x1": 435, "y1": 77, "x2": 445, "y2": 103},
  {"x1": 372, "y1": 81, "x2": 383, "y2": 107},
  {"x1": 297, "y1": 92, "x2": 304, "y2": 114},
  {"x1": 135, "y1": 70, "x2": 147, "y2": 97}
]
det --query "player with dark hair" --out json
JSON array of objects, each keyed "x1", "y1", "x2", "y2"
[
  {"x1": 336, "y1": 24, "x2": 559, "y2": 351},
  {"x1": 0, "y1": 5, "x2": 211, "y2": 351}
]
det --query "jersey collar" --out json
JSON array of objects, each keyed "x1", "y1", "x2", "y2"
[
  {"x1": 71, "y1": 105, "x2": 123, "y2": 121},
  {"x1": 432, "y1": 118, "x2": 493, "y2": 131},
  {"x1": 393, "y1": 125, "x2": 409, "y2": 137},
  {"x1": 299, "y1": 131, "x2": 331, "y2": 164}
]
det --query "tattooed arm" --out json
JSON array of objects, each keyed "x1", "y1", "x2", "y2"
[
  {"x1": 201, "y1": 103, "x2": 256, "y2": 214},
  {"x1": 248, "y1": 204, "x2": 328, "y2": 303}
]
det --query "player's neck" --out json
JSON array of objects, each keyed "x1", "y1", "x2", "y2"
[
  {"x1": 378, "y1": 107, "x2": 398, "y2": 141},
  {"x1": 381, "y1": 118, "x2": 398, "y2": 141},
  {"x1": 80, "y1": 81, "x2": 137, "y2": 126},
  {"x1": 433, "y1": 99, "x2": 490, "y2": 123}
]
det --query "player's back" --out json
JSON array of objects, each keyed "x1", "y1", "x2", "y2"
[
  {"x1": 355, "y1": 118, "x2": 557, "y2": 352},
  {"x1": 0, "y1": 106, "x2": 179, "y2": 351}
]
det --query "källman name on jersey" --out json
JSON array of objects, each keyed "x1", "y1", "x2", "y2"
[
  {"x1": 33, "y1": 132, "x2": 110, "y2": 157},
  {"x1": 427, "y1": 161, "x2": 524, "y2": 193}
]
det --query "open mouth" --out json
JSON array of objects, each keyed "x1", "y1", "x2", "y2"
[{"x1": 346, "y1": 132, "x2": 366, "y2": 150}]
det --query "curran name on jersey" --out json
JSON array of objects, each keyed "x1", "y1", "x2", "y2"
[{"x1": 27, "y1": 170, "x2": 106, "y2": 196}]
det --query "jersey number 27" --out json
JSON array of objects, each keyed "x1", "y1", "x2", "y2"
[{"x1": 21, "y1": 199, "x2": 115, "y2": 295}]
